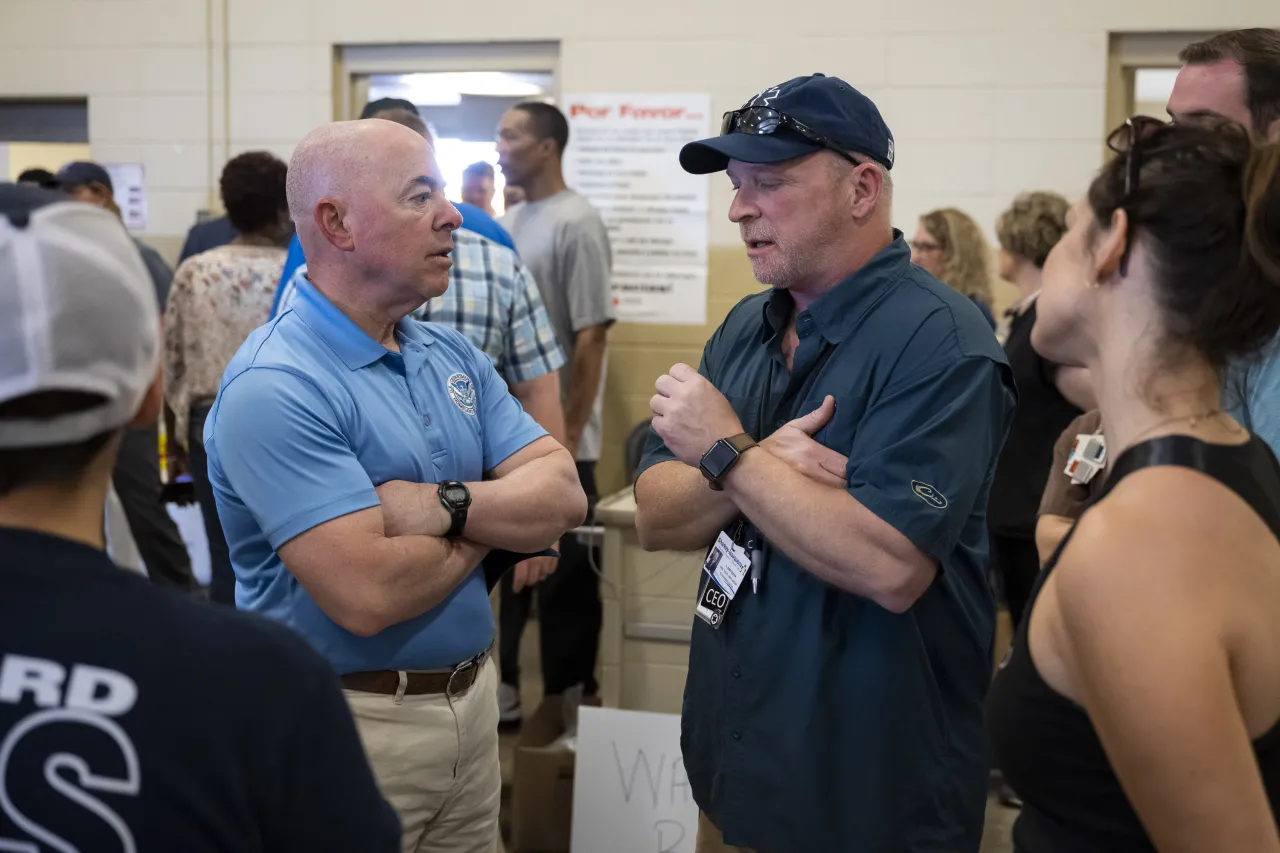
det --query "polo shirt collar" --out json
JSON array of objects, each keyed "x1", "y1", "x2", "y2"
[
  {"x1": 760, "y1": 231, "x2": 911, "y2": 345},
  {"x1": 292, "y1": 276, "x2": 433, "y2": 370}
]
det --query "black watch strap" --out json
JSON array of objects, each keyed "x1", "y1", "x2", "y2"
[{"x1": 446, "y1": 507, "x2": 469, "y2": 539}]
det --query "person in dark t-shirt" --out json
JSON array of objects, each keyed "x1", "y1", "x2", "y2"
[
  {"x1": 987, "y1": 191, "x2": 1092, "y2": 628},
  {"x1": 0, "y1": 183, "x2": 399, "y2": 852}
]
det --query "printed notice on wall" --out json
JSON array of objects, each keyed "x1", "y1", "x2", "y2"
[
  {"x1": 572, "y1": 706, "x2": 696, "y2": 853},
  {"x1": 564, "y1": 93, "x2": 711, "y2": 326},
  {"x1": 104, "y1": 163, "x2": 147, "y2": 232}
]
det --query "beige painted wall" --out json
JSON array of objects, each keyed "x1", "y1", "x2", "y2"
[
  {"x1": 2, "y1": 0, "x2": 1271, "y2": 490},
  {"x1": 5, "y1": 142, "x2": 92, "y2": 180}
]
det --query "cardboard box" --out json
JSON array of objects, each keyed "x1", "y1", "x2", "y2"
[{"x1": 512, "y1": 694, "x2": 602, "y2": 853}]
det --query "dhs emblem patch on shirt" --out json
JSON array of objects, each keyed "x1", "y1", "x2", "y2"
[{"x1": 446, "y1": 373, "x2": 477, "y2": 416}]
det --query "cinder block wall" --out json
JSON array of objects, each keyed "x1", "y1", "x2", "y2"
[{"x1": 3, "y1": 0, "x2": 1271, "y2": 492}]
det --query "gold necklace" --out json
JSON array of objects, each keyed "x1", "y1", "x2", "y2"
[{"x1": 1126, "y1": 409, "x2": 1231, "y2": 448}]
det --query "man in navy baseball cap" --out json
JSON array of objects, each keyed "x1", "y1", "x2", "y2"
[
  {"x1": 680, "y1": 73, "x2": 894, "y2": 174},
  {"x1": 636, "y1": 72, "x2": 1014, "y2": 853}
]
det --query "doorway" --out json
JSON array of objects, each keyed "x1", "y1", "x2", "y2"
[
  {"x1": 0, "y1": 98, "x2": 91, "y2": 182},
  {"x1": 1105, "y1": 32, "x2": 1216, "y2": 141},
  {"x1": 336, "y1": 42, "x2": 559, "y2": 215}
]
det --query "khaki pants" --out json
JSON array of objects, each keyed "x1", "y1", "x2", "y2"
[
  {"x1": 696, "y1": 812, "x2": 758, "y2": 853},
  {"x1": 345, "y1": 658, "x2": 502, "y2": 853}
]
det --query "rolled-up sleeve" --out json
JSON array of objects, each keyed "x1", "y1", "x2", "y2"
[
  {"x1": 846, "y1": 355, "x2": 1015, "y2": 561},
  {"x1": 210, "y1": 368, "x2": 379, "y2": 550}
]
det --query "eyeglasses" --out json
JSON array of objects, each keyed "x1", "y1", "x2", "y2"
[
  {"x1": 721, "y1": 107, "x2": 863, "y2": 168},
  {"x1": 1106, "y1": 115, "x2": 1165, "y2": 276}
]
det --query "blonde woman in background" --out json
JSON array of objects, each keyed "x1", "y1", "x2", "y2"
[{"x1": 911, "y1": 207, "x2": 997, "y2": 329}]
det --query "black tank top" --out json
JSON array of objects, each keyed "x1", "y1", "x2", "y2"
[{"x1": 987, "y1": 434, "x2": 1280, "y2": 852}]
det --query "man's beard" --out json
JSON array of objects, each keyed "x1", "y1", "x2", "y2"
[
  {"x1": 742, "y1": 232, "x2": 824, "y2": 289},
  {"x1": 743, "y1": 212, "x2": 845, "y2": 289}
]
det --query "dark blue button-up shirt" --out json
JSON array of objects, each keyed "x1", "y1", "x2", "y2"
[{"x1": 639, "y1": 234, "x2": 1016, "y2": 853}]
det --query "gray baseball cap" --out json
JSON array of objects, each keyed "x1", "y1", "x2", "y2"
[{"x1": 0, "y1": 182, "x2": 159, "y2": 448}]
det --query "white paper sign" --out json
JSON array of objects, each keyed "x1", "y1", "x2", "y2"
[
  {"x1": 572, "y1": 706, "x2": 697, "y2": 853},
  {"x1": 103, "y1": 162, "x2": 146, "y2": 231},
  {"x1": 563, "y1": 93, "x2": 711, "y2": 326}
]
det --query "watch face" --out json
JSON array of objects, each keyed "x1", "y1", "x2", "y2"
[
  {"x1": 701, "y1": 441, "x2": 738, "y2": 478},
  {"x1": 442, "y1": 483, "x2": 469, "y2": 506}
]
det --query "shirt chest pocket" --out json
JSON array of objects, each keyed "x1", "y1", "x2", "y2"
[
  {"x1": 796, "y1": 387, "x2": 870, "y2": 455},
  {"x1": 425, "y1": 405, "x2": 486, "y2": 482},
  {"x1": 723, "y1": 394, "x2": 765, "y2": 440}
]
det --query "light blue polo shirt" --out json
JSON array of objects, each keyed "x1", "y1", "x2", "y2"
[{"x1": 205, "y1": 276, "x2": 546, "y2": 674}]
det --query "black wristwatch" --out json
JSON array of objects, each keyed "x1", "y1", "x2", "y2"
[
  {"x1": 437, "y1": 480, "x2": 471, "y2": 539},
  {"x1": 699, "y1": 433, "x2": 758, "y2": 491}
]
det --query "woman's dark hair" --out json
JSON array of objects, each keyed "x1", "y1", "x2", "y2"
[
  {"x1": 219, "y1": 151, "x2": 288, "y2": 236},
  {"x1": 1088, "y1": 120, "x2": 1280, "y2": 369}
]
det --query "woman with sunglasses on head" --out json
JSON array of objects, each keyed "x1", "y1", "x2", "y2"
[{"x1": 987, "y1": 117, "x2": 1280, "y2": 853}]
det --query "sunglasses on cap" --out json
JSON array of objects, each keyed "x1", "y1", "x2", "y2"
[
  {"x1": 721, "y1": 107, "x2": 864, "y2": 168},
  {"x1": 1105, "y1": 115, "x2": 1165, "y2": 277}
]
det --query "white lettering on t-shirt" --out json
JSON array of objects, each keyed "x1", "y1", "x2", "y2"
[
  {"x1": 0, "y1": 654, "x2": 140, "y2": 852},
  {"x1": 0, "y1": 656, "x2": 66, "y2": 708},
  {"x1": 63, "y1": 666, "x2": 137, "y2": 718}
]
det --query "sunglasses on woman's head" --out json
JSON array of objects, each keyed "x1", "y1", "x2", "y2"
[
  {"x1": 1105, "y1": 116, "x2": 1166, "y2": 276},
  {"x1": 1107, "y1": 116, "x2": 1166, "y2": 201}
]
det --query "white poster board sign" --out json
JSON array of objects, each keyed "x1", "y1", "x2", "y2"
[
  {"x1": 571, "y1": 706, "x2": 696, "y2": 853},
  {"x1": 563, "y1": 93, "x2": 711, "y2": 326},
  {"x1": 103, "y1": 162, "x2": 146, "y2": 231}
]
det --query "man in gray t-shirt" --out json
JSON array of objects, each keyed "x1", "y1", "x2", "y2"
[
  {"x1": 502, "y1": 191, "x2": 614, "y2": 460},
  {"x1": 497, "y1": 102, "x2": 615, "y2": 707}
]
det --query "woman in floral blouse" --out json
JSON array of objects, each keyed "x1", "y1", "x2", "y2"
[{"x1": 164, "y1": 151, "x2": 290, "y2": 605}]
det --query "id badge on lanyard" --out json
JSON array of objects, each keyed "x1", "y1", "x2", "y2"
[
  {"x1": 694, "y1": 521, "x2": 757, "y2": 629},
  {"x1": 694, "y1": 336, "x2": 835, "y2": 629}
]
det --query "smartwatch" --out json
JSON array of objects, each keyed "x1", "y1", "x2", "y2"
[
  {"x1": 437, "y1": 480, "x2": 471, "y2": 539},
  {"x1": 699, "y1": 433, "x2": 758, "y2": 491}
]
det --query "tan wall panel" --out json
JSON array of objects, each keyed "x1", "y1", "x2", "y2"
[
  {"x1": 6, "y1": 142, "x2": 92, "y2": 179},
  {"x1": 620, "y1": 658, "x2": 689, "y2": 714},
  {"x1": 624, "y1": 639, "x2": 691, "y2": 667},
  {"x1": 599, "y1": 246, "x2": 761, "y2": 492}
]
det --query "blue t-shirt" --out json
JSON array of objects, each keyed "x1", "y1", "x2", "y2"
[
  {"x1": 452, "y1": 201, "x2": 516, "y2": 251},
  {"x1": 273, "y1": 202, "x2": 515, "y2": 315},
  {"x1": 206, "y1": 277, "x2": 546, "y2": 673},
  {"x1": 1226, "y1": 331, "x2": 1280, "y2": 459}
]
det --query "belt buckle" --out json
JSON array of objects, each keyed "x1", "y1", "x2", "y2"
[{"x1": 446, "y1": 649, "x2": 484, "y2": 697}]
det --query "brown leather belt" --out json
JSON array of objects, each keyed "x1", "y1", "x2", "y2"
[{"x1": 340, "y1": 650, "x2": 488, "y2": 697}]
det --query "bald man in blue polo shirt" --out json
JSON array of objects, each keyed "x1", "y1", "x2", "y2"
[
  {"x1": 205, "y1": 119, "x2": 587, "y2": 852},
  {"x1": 636, "y1": 74, "x2": 1016, "y2": 853}
]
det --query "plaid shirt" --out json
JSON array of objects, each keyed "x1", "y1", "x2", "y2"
[{"x1": 272, "y1": 229, "x2": 564, "y2": 383}]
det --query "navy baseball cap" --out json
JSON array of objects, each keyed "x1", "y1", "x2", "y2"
[
  {"x1": 680, "y1": 74, "x2": 894, "y2": 174},
  {"x1": 54, "y1": 161, "x2": 114, "y2": 192}
]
